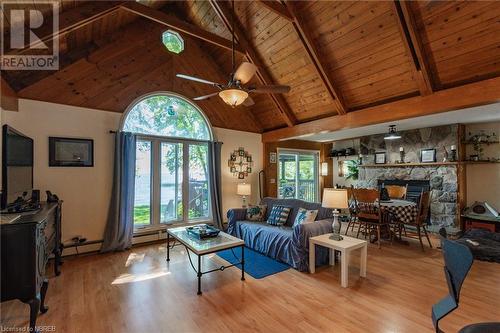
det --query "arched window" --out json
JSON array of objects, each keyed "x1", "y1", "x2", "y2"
[
  {"x1": 122, "y1": 93, "x2": 213, "y2": 229},
  {"x1": 122, "y1": 93, "x2": 212, "y2": 140}
]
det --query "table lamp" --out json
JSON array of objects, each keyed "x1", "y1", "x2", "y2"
[
  {"x1": 322, "y1": 188, "x2": 349, "y2": 241},
  {"x1": 237, "y1": 183, "x2": 251, "y2": 208}
]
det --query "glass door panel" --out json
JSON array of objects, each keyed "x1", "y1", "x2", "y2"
[
  {"x1": 160, "y1": 142, "x2": 183, "y2": 224},
  {"x1": 278, "y1": 150, "x2": 319, "y2": 202},
  {"x1": 134, "y1": 140, "x2": 152, "y2": 226},
  {"x1": 188, "y1": 144, "x2": 210, "y2": 220},
  {"x1": 278, "y1": 153, "x2": 297, "y2": 199}
]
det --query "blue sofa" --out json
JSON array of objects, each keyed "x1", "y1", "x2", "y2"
[{"x1": 226, "y1": 197, "x2": 333, "y2": 271}]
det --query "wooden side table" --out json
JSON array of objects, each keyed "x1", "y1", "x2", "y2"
[{"x1": 309, "y1": 234, "x2": 367, "y2": 288}]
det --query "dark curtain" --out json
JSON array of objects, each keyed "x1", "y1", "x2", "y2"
[
  {"x1": 101, "y1": 132, "x2": 136, "y2": 253},
  {"x1": 208, "y1": 141, "x2": 223, "y2": 230}
]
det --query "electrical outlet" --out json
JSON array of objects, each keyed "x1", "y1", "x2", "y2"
[{"x1": 270, "y1": 178, "x2": 276, "y2": 184}]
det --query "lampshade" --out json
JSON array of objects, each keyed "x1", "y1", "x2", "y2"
[
  {"x1": 219, "y1": 89, "x2": 249, "y2": 107},
  {"x1": 322, "y1": 188, "x2": 349, "y2": 209},
  {"x1": 320, "y1": 162, "x2": 328, "y2": 176},
  {"x1": 237, "y1": 183, "x2": 251, "y2": 196}
]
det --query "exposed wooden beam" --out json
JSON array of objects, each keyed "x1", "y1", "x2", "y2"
[
  {"x1": 256, "y1": 0, "x2": 293, "y2": 22},
  {"x1": 120, "y1": 2, "x2": 244, "y2": 55},
  {"x1": 262, "y1": 76, "x2": 500, "y2": 142},
  {"x1": 393, "y1": 1, "x2": 434, "y2": 95},
  {"x1": 6, "y1": 1, "x2": 122, "y2": 54},
  {"x1": 209, "y1": 0, "x2": 297, "y2": 127},
  {"x1": 1, "y1": 77, "x2": 19, "y2": 111},
  {"x1": 285, "y1": 1, "x2": 347, "y2": 115}
]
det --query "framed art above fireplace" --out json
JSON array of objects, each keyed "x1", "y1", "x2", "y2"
[
  {"x1": 420, "y1": 149, "x2": 436, "y2": 163},
  {"x1": 375, "y1": 152, "x2": 386, "y2": 164}
]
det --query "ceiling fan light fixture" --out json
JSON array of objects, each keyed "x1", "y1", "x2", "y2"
[
  {"x1": 219, "y1": 89, "x2": 248, "y2": 107},
  {"x1": 384, "y1": 125, "x2": 402, "y2": 140}
]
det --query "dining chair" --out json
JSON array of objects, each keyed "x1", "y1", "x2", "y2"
[
  {"x1": 351, "y1": 188, "x2": 391, "y2": 248},
  {"x1": 344, "y1": 186, "x2": 359, "y2": 235},
  {"x1": 385, "y1": 184, "x2": 408, "y2": 199},
  {"x1": 397, "y1": 191, "x2": 432, "y2": 251},
  {"x1": 432, "y1": 231, "x2": 500, "y2": 332}
]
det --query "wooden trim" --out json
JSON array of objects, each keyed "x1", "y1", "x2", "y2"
[
  {"x1": 120, "y1": 2, "x2": 244, "y2": 54},
  {"x1": 256, "y1": 0, "x2": 293, "y2": 22},
  {"x1": 262, "y1": 76, "x2": 500, "y2": 142},
  {"x1": 1, "y1": 77, "x2": 19, "y2": 111},
  {"x1": 285, "y1": 1, "x2": 347, "y2": 115},
  {"x1": 457, "y1": 124, "x2": 467, "y2": 231},
  {"x1": 7, "y1": 2, "x2": 122, "y2": 55},
  {"x1": 209, "y1": 0, "x2": 297, "y2": 127},
  {"x1": 394, "y1": 1, "x2": 434, "y2": 95}
]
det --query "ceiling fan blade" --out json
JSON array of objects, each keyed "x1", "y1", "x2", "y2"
[
  {"x1": 250, "y1": 85, "x2": 291, "y2": 94},
  {"x1": 242, "y1": 96, "x2": 255, "y2": 107},
  {"x1": 193, "y1": 92, "x2": 219, "y2": 101},
  {"x1": 176, "y1": 74, "x2": 222, "y2": 87},
  {"x1": 234, "y1": 62, "x2": 257, "y2": 84}
]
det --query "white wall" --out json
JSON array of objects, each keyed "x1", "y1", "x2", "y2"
[
  {"x1": 2, "y1": 99, "x2": 121, "y2": 244},
  {"x1": 465, "y1": 122, "x2": 500, "y2": 211},
  {"x1": 213, "y1": 127, "x2": 262, "y2": 220},
  {"x1": 1, "y1": 99, "x2": 263, "y2": 248}
]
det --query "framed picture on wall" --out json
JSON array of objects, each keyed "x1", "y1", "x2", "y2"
[
  {"x1": 49, "y1": 137, "x2": 94, "y2": 167},
  {"x1": 375, "y1": 152, "x2": 386, "y2": 164},
  {"x1": 421, "y1": 149, "x2": 436, "y2": 163},
  {"x1": 269, "y1": 152, "x2": 277, "y2": 164}
]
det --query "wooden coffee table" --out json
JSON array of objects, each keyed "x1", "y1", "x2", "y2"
[{"x1": 309, "y1": 234, "x2": 367, "y2": 288}]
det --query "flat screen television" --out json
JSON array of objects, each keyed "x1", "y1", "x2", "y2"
[{"x1": 1, "y1": 125, "x2": 34, "y2": 210}]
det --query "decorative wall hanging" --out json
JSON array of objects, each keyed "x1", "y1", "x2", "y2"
[{"x1": 228, "y1": 147, "x2": 253, "y2": 179}]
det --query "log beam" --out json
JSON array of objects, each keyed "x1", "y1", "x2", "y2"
[
  {"x1": 393, "y1": 1, "x2": 434, "y2": 95},
  {"x1": 121, "y1": 2, "x2": 243, "y2": 55},
  {"x1": 1, "y1": 77, "x2": 19, "y2": 111},
  {"x1": 262, "y1": 76, "x2": 500, "y2": 142},
  {"x1": 285, "y1": 1, "x2": 347, "y2": 114},
  {"x1": 209, "y1": 0, "x2": 297, "y2": 127}
]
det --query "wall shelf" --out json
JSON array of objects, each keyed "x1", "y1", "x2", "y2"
[
  {"x1": 358, "y1": 162, "x2": 458, "y2": 168},
  {"x1": 358, "y1": 161, "x2": 500, "y2": 168}
]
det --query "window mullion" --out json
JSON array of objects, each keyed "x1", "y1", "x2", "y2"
[
  {"x1": 151, "y1": 139, "x2": 161, "y2": 226},
  {"x1": 182, "y1": 143, "x2": 189, "y2": 222}
]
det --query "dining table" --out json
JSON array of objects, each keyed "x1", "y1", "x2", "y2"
[
  {"x1": 378, "y1": 199, "x2": 418, "y2": 224},
  {"x1": 375, "y1": 199, "x2": 418, "y2": 243}
]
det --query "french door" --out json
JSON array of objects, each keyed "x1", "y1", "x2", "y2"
[
  {"x1": 277, "y1": 149, "x2": 319, "y2": 202},
  {"x1": 133, "y1": 137, "x2": 210, "y2": 229}
]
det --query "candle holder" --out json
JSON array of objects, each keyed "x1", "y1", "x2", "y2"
[
  {"x1": 450, "y1": 149, "x2": 457, "y2": 162},
  {"x1": 399, "y1": 150, "x2": 405, "y2": 163}
]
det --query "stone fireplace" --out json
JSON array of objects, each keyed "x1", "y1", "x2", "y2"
[{"x1": 357, "y1": 165, "x2": 458, "y2": 229}]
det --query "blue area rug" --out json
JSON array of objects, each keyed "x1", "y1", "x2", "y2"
[{"x1": 216, "y1": 247, "x2": 289, "y2": 279}]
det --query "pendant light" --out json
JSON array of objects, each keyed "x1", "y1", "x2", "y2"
[{"x1": 384, "y1": 125, "x2": 402, "y2": 140}]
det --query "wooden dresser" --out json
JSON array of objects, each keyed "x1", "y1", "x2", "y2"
[{"x1": 1, "y1": 201, "x2": 63, "y2": 331}]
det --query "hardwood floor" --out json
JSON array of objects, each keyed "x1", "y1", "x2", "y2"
[{"x1": 2, "y1": 233, "x2": 500, "y2": 333}]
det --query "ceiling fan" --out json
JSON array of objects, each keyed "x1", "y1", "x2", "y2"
[{"x1": 175, "y1": 1, "x2": 290, "y2": 107}]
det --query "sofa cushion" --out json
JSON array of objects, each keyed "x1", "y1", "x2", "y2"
[
  {"x1": 246, "y1": 205, "x2": 267, "y2": 221},
  {"x1": 261, "y1": 197, "x2": 331, "y2": 226},
  {"x1": 293, "y1": 208, "x2": 318, "y2": 227},
  {"x1": 267, "y1": 205, "x2": 291, "y2": 226}
]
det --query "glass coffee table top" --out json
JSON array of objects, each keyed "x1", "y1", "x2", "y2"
[{"x1": 167, "y1": 225, "x2": 244, "y2": 255}]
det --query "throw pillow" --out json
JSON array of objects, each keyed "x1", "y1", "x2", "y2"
[
  {"x1": 267, "y1": 205, "x2": 291, "y2": 226},
  {"x1": 293, "y1": 208, "x2": 318, "y2": 227},
  {"x1": 246, "y1": 205, "x2": 267, "y2": 222}
]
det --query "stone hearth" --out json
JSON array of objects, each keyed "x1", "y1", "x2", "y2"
[{"x1": 357, "y1": 165, "x2": 458, "y2": 228}]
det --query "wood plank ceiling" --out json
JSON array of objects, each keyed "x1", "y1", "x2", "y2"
[{"x1": 1, "y1": 1, "x2": 499, "y2": 135}]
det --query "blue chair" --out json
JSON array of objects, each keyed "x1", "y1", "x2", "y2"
[{"x1": 432, "y1": 230, "x2": 500, "y2": 332}]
